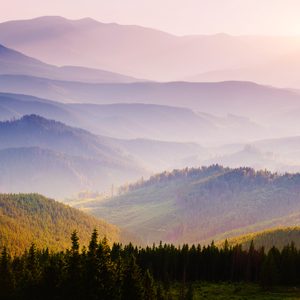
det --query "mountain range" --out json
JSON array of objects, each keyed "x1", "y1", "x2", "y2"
[
  {"x1": 1, "y1": 76, "x2": 300, "y2": 123},
  {"x1": 1, "y1": 104, "x2": 300, "y2": 200},
  {"x1": 0, "y1": 43, "x2": 139, "y2": 83},
  {"x1": 0, "y1": 92, "x2": 272, "y2": 144},
  {"x1": 2, "y1": 16, "x2": 300, "y2": 88},
  {"x1": 2, "y1": 41, "x2": 300, "y2": 137},
  {"x1": 2, "y1": 14, "x2": 300, "y2": 252}
]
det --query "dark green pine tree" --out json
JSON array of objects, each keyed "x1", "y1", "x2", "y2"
[
  {"x1": 246, "y1": 240, "x2": 255, "y2": 281},
  {"x1": 280, "y1": 242, "x2": 298, "y2": 284},
  {"x1": 121, "y1": 255, "x2": 144, "y2": 300},
  {"x1": 27, "y1": 243, "x2": 40, "y2": 279},
  {"x1": 0, "y1": 247, "x2": 15, "y2": 300},
  {"x1": 96, "y1": 236, "x2": 117, "y2": 300},
  {"x1": 143, "y1": 269, "x2": 156, "y2": 300},
  {"x1": 41, "y1": 253, "x2": 64, "y2": 300},
  {"x1": 260, "y1": 249, "x2": 280, "y2": 289},
  {"x1": 89, "y1": 229, "x2": 99, "y2": 256},
  {"x1": 22, "y1": 243, "x2": 41, "y2": 299},
  {"x1": 85, "y1": 229, "x2": 100, "y2": 300},
  {"x1": 65, "y1": 230, "x2": 83, "y2": 300},
  {"x1": 114, "y1": 254, "x2": 124, "y2": 300}
]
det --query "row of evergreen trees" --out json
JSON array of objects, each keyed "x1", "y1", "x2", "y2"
[
  {"x1": 136, "y1": 240, "x2": 299, "y2": 288},
  {"x1": 0, "y1": 230, "x2": 299, "y2": 300}
]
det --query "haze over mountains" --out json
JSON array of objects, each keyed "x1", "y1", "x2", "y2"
[
  {"x1": 187, "y1": 49, "x2": 300, "y2": 88},
  {"x1": 0, "y1": 43, "x2": 139, "y2": 83},
  {"x1": 2, "y1": 76, "x2": 300, "y2": 124},
  {"x1": 0, "y1": 92, "x2": 274, "y2": 144},
  {"x1": 0, "y1": 115, "x2": 146, "y2": 197},
  {"x1": 2, "y1": 112, "x2": 300, "y2": 200},
  {"x1": 1, "y1": 102, "x2": 300, "y2": 198},
  {"x1": 1, "y1": 16, "x2": 300, "y2": 87},
  {"x1": 2, "y1": 14, "x2": 300, "y2": 249}
]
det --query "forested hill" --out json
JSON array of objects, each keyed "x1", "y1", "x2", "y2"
[
  {"x1": 219, "y1": 227, "x2": 300, "y2": 251},
  {"x1": 0, "y1": 115, "x2": 145, "y2": 197},
  {"x1": 0, "y1": 194, "x2": 125, "y2": 254},
  {"x1": 84, "y1": 165, "x2": 300, "y2": 245}
]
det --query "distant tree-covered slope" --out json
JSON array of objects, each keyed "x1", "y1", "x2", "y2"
[
  {"x1": 79, "y1": 165, "x2": 300, "y2": 244},
  {"x1": 0, "y1": 193, "x2": 126, "y2": 254},
  {"x1": 218, "y1": 227, "x2": 300, "y2": 251},
  {"x1": 0, "y1": 114, "x2": 125, "y2": 160},
  {"x1": 0, "y1": 115, "x2": 145, "y2": 197},
  {"x1": 0, "y1": 92, "x2": 269, "y2": 145}
]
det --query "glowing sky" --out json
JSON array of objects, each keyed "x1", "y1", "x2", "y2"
[{"x1": 1, "y1": 0, "x2": 300, "y2": 36}]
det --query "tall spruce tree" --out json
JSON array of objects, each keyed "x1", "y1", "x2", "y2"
[
  {"x1": 121, "y1": 255, "x2": 144, "y2": 300},
  {"x1": 143, "y1": 269, "x2": 156, "y2": 300},
  {"x1": 65, "y1": 231, "x2": 83, "y2": 300},
  {"x1": 0, "y1": 247, "x2": 14, "y2": 299}
]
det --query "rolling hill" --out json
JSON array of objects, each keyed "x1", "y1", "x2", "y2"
[
  {"x1": 1, "y1": 77, "x2": 299, "y2": 121},
  {"x1": 0, "y1": 115, "x2": 145, "y2": 198},
  {"x1": 1, "y1": 94, "x2": 300, "y2": 173},
  {"x1": 77, "y1": 166, "x2": 300, "y2": 245},
  {"x1": 0, "y1": 114, "x2": 130, "y2": 161},
  {"x1": 0, "y1": 193, "x2": 125, "y2": 255},
  {"x1": 0, "y1": 92, "x2": 73, "y2": 123},
  {"x1": 0, "y1": 43, "x2": 139, "y2": 83},
  {"x1": 218, "y1": 227, "x2": 300, "y2": 251},
  {"x1": 0, "y1": 92, "x2": 272, "y2": 144}
]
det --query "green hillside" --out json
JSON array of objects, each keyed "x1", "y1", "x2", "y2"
[
  {"x1": 219, "y1": 227, "x2": 300, "y2": 251},
  {"x1": 77, "y1": 165, "x2": 300, "y2": 245},
  {"x1": 0, "y1": 193, "x2": 124, "y2": 254}
]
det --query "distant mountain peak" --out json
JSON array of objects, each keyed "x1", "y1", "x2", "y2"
[
  {"x1": 2, "y1": 114, "x2": 84, "y2": 136},
  {"x1": 19, "y1": 114, "x2": 62, "y2": 125},
  {"x1": 14, "y1": 114, "x2": 87, "y2": 135},
  {"x1": 21, "y1": 113, "x2": 48, "y2": 122},
  {"x1": 26, "y1": 15, "x2": 71, "y2": 23}
]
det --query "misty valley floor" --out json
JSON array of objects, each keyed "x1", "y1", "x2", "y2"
[{"x1": 171, "y1": 282, "x2": 300, "y2": 299}]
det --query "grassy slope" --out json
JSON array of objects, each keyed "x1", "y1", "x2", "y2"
[
  {"x1": 211, "y1": 211, "x2": 300, "y2": 245},
  {"x1": 0, "y1": 193, "x2": 123, "y2": 254},
  {"x1": 217, "y1": 227, "x2": 300, "y2": 251},
  {"x1": 171, "y1": 282, "x2": 300, "y2": 300},
  {"x1": 76, "y1": 166, "x2": 300, "y2": 245},
  {"x1": 79, "y1": 176, "x2": 191, "y2": 244}
]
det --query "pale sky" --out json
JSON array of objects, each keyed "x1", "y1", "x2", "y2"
[{"x1": 1, "y1": 0, "x2": 300, "y2": 36}]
